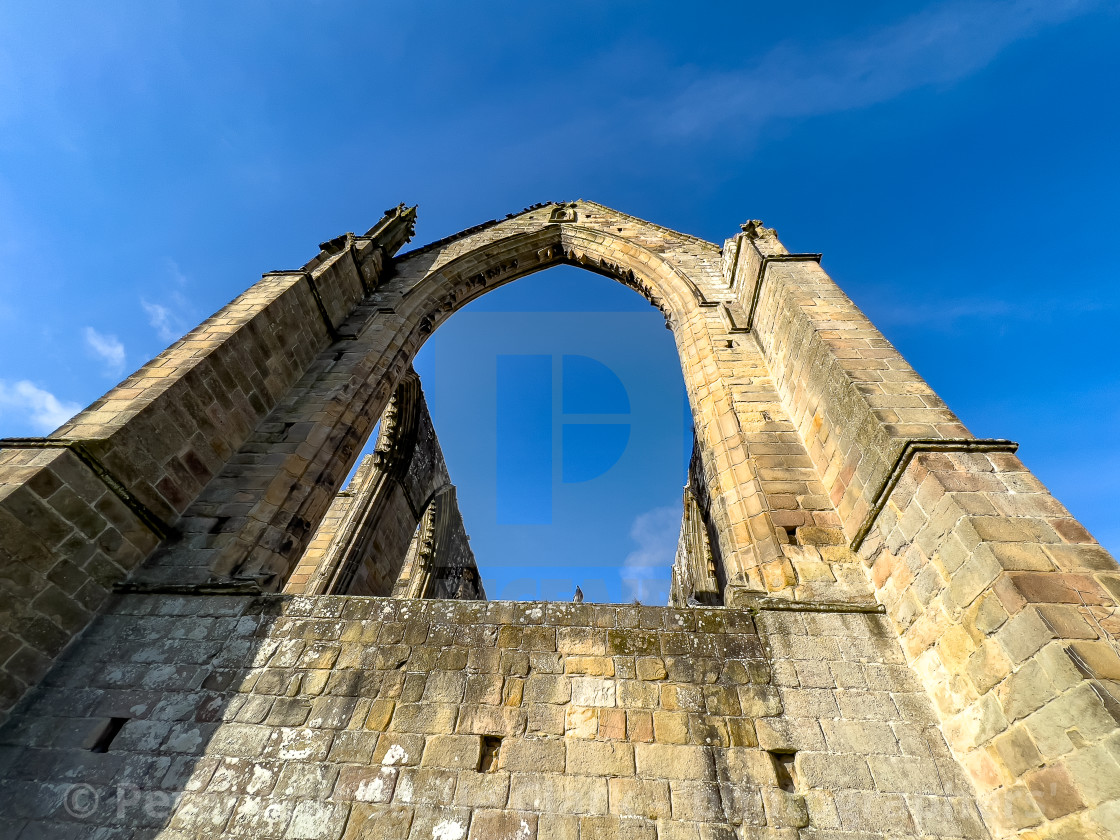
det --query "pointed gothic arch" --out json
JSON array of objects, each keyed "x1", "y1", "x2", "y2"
[{"x1": 98, "y1": 200, "x2": 802, "y2": 600}]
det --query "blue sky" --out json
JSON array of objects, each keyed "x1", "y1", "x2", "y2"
[{"x1": 1, "y1": 1, "x2": 1118, "y2": 601}]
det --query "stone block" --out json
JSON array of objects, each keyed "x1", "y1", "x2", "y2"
[
  {"x1": 284, "y1": 799, "x2": 350, "y2": 839},
  {"x1": 566, "y1": 656, "x2": 614, "y2": 677},
  {"x1": 635, "y1": 658, "x2": 667, "y2": 681},
  {"x1": 327, "y1": 730, "x2": 378, "y2": 764},
  {"x1": 468, "y1": 809, "x2": 538, "y2": 840},
  {"x1": 761, "y1": 788, "x2": 809, "y2": 829},
  {"x1": 571, "y1": 677, "x2": 616, "y2": 707},
  {"x1": 422, "y1": 734, "x2": 482, "y2": 771},
  {"x1": 652, "y1": 711, "x2": 689, "y2": 745},
  {"x1": 335, "y1": 765, "x2": 398, "y2": 803},
  {"x1": 454, "y1": 769, "x2": 510, "y2": 809},
  {"x1": 866, "y1": 754, "x2": 942, "y2": 793},
  {"x1": 755, "y1": 718, "x2": 825, "y2": 753},
  {"x1": 618, "y1": 679, "x2": 659, "y2": 709},
  {"x1": 373, "y1": 734, "x2": 424, "y2": 767},
  {"x1": 363, "y1": 698, "x2": 396, "y2": 732},
  {"x1": 423, "y1": 671, "x2": 466, "y2": 703},
  {"x1": 567, "y1": 740, "x2": 635, "y2": 776},
  {"x1": 599, "y1": 708, "x2": 626, "y2": 740},
  {"x1": 578, "y1": 815, "x2": 656, "y2": 840},
  {"x1": 499, "y1": 737, "x2": 566, "y2": 773},
  {"x1": 343, "y1": 804, "x2": 413, "y2": 840},
  {"x1": 457, "y1": 705, "x2": 526, "y2": 737},
  {"x1": 274, "y1": 761, "x2": 336, "y2": 801},
  {"x1": 627, "y1": 710, "x2": 654, "y2": 743},
  {"x1": 1064, "y1": 741, "x2": 1120, "y2": 806},
  {"x1": 796, "y1": 752, "x2": 874, "y2": 790},
  {"x1": 820, "y1": 720, "x2": 899, "y2": 755},
  {"x1": 906, "y1": 794, "x2": 985, "y2": 838},
  {"x1": 564, "y1": 706, "x2": 598, "y2": 739},
  {"x1": 390, "y1": 703, "x2": 458, "y2": 735},
  {"x1": 669, "y1": 781, "x2": 725, "y2": 822},
  {"x1": 1023, "y1": 761, "x2": 1086, "y2": 820},
  {"x1": 634, "y1": 744, "x2": 714, "y2": 780},
  {"x1": 508, "y1": 772, "x2": 608, "y2": 814},
  {"x1": 408, "y1": 807, "x2": 473, "y2": 840},
  {"x1": 393, "y1": 767, "x2": 457, "y2": 805},
  {"x1": 537, "y1": 813, "x2": 578, "y2": 840},
  {"x1": 527, "y1": 703, "x2": 565, "y2": 736},
  {"x1": 1068, "y1": 640, "x2": 1120, "y2": 680},
  {"x1": 524, "y1": 675, "x2": 570, "y2": 705},
  {"x1": 608, "y1": 777, "x2": 671, "y2": 818},
  {"x1": 831, "y1": 789, "x2": 915, "y2": 833}
]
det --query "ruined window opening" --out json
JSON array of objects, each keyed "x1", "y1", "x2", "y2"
[
  {"x1": 285, "y1": 266, "x2": 718, "y2": 606},
  {"x1": 409, "y1": 267, "x2": 696, "y2": 605}
]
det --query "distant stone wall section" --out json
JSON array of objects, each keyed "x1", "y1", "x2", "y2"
[{"x1": 287, "y1": 369, "x2": 480, "y2": 600}]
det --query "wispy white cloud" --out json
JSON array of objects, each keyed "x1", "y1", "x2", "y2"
[
  {"x1": 0, "y1": 379, "x2": 80, "y2": 433},
  {"x1": 142, "y1": 259, "x2": 194, "y2": 343},
  {"x1": 869, "y1": 290, "x2": 1112, "y2": 331},
  {"x1": 621, "y1": 505, "x2": 680, "y2": 604},
  {"x1": 142, "y1": 300, "x2": 179, "y2": 342},
  {"x1": 648, "y1": 0, "x2": 1098, "y2": 139},
  {"x1": 83, "y1": 326, "x2": 125, "y2": 377}
]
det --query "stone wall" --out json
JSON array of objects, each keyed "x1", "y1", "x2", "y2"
[{"x1": 0, "y1": 595, "x2": 986, "y2": 839}]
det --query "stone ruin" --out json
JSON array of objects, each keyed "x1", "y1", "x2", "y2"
[{"x1": 0, "y1": 201, "x2": 1118, "y2": 838}]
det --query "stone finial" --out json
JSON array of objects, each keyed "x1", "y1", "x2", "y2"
[{"x1": 740, "y1": 220, "x2": 775, "y2": 240}]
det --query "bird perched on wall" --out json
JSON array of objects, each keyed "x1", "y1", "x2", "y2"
[
  {"x1": 573, "y1": 586, "x2": 583, "y2": 604},
  {"x1": 686, "y1": 595, "x2": 702, "y2": 607}
]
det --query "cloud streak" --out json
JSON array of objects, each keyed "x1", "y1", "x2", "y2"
[
  {"x1": 142, "y1": 259, "x2": 195, "y2": 343},
  {"x1": 142, "y1": 300, "x2": 181, "y2": 342},
  {"x1": 83, "y1": 326, "x2": 126, "y2": 377},
  {"x1": 647, "y1": 0, "x2": 1098, "y2": 139},
  {"x1": 0, "y1": 379, "x2": 80, "y2": 433},
  {"x1": 621, "y1": 505, "x2": 680, "y2": 604}
]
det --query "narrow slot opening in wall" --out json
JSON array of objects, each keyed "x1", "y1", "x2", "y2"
[
  {"x1": 479, "y1": 735, "x2": 502, "y2": 772},
  {"x1": 782, "y1": 526, "x2": 798, "y2": 545},
  {"x1": 87, "y1": 717, "x2": 128, "y2": 753},
  {"x1": 769, "y1": 750, "x2": 798, "y2": 792}
]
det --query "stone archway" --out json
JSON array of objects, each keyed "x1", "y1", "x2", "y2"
[{"x1": 127, "y1": 201, "x2": 815, "y2": 604}]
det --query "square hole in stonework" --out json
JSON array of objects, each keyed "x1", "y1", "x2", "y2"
[
  {"x1": 479, "y1": 736, "x2": 502, "y2": 772},
  {"x1": 85, "y1": 717, "x2": 128, "y2": 753},
  {"x1": 769, "y1": 750, "x2": 798, "y2": 793}
]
